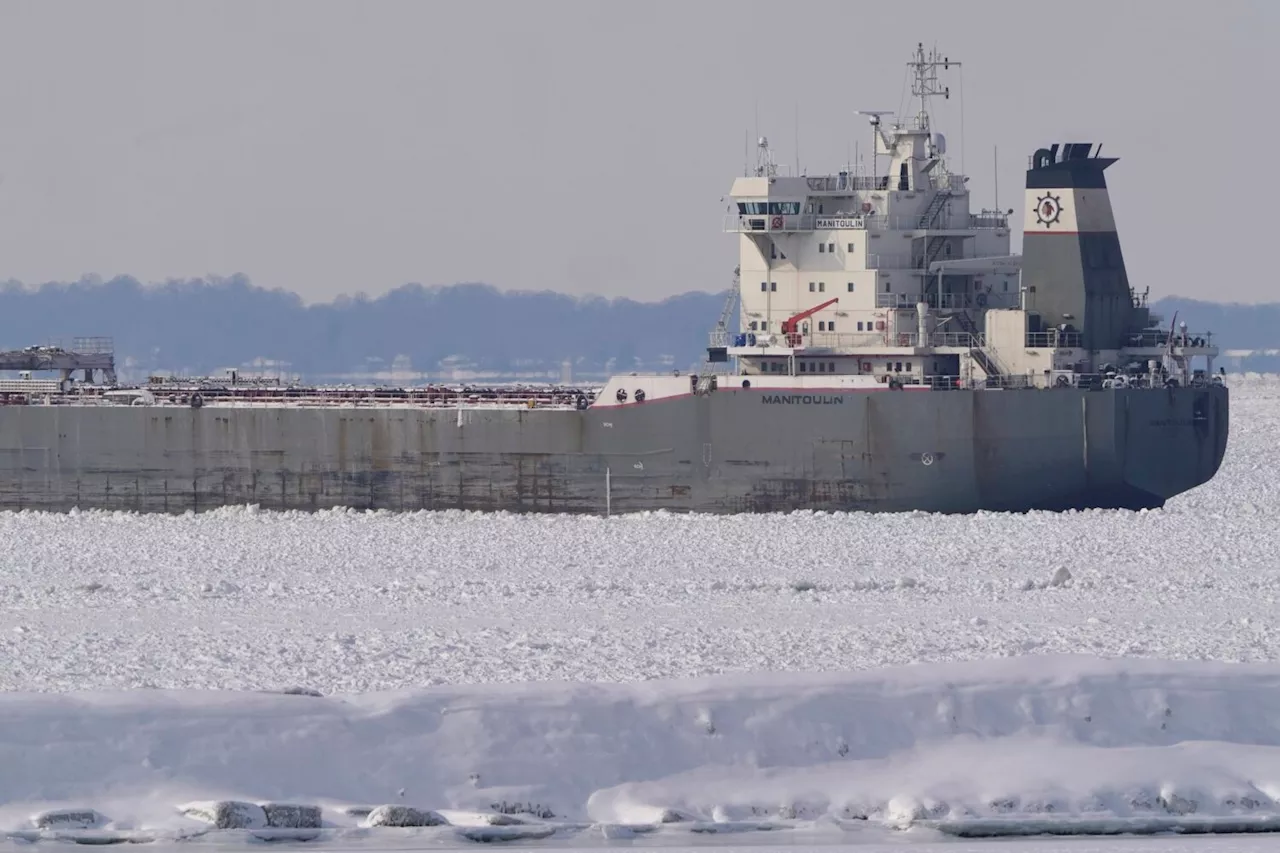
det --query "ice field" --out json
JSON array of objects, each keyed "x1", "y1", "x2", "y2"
[
  {"x1": 1, "y1": 376, "x2": 1279, "y2": 845},
  {"x1": 0, "y1": 379, "x2": 1275, "y2": 695}
]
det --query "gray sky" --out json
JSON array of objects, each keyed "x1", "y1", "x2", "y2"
[{"x1": 0, "y1": 0, "x2": 1273, "y2": 304}]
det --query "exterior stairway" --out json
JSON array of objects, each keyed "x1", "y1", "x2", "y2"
[
  {"x1": 952, "y1": 312, "x2": 1002, "y2": 381},
  {"x1": 916, "y1": 190, "x2": 952, "y2": 229}
]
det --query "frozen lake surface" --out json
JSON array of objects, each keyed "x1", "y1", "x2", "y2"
[
  {"x1": 0, "y1": 377, "x2": 1275, "y2": 694},
  {"x1": 5, "y1": 834, "x2": 1280, "y2": 852},
  {"x1": 0, "y1": 378, "x2": 1277, "y2": 844}
]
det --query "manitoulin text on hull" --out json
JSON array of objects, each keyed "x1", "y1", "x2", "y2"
[{"x1": 0, "y1": 44, "x2": 1227, "y2": 515}]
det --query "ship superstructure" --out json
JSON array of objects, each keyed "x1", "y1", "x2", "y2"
[{"x1": 712, "y1": 43, "x2": 1219, "y2": 394}]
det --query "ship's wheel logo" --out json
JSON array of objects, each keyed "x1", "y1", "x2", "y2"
[{"x1": 1035, "y1": 193, "x2": 1063, "y2": 228}]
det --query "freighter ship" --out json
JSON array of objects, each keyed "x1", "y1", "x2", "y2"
[{"x1": 0, "y1": 45, "x2": 1226, "y2": 514}]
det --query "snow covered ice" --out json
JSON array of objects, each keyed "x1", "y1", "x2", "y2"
[
  {"x1": 0, "y1": 381, "x2": 1275, "y2": 694},
  {"x1": 0, "y1": 375, "x2": 1279, "y2": 843}
]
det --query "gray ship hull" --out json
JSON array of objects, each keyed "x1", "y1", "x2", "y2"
[{"x1": 0, "y1": 385, "x2": 1227, "y2": 515}]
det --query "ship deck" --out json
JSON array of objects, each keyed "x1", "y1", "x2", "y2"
[{"x1": 0, "y1": 383, "x2": 603, "y2": 410}]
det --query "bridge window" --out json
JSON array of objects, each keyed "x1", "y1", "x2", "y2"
[
  {"x1": 829, "y1": 362, "x2": 836, "y2": 372},
  {"x1": 847, "y1": 282, "x2": 854, "y2": 292},
  {"x1": 819, "y1": 282, "x2": 826, "y2": 292},
  {"x1": 848, "y1": 243, "x2": 855, "y2": 253},
  {"x1": 828, "y1": 243, "x2": 835, "y2": 253},
  {"x1": 906, "y1": 362, "x2": 912, "y2": 372},
  {"x1": 749, "y1": 321, "x2": 758, "y2": 330},
  {"x1": 818, "y1": 244, "x2": 825, "y2": 253},
  {"x1": 761, "y1": 282, "x2": 767, "y2": 291},
  {"x1": 809, "y1": 282, "x2": 816, "y2": 292},
  {"x1": 829, "y1": 320, "x2": 836, "y2": 331}
]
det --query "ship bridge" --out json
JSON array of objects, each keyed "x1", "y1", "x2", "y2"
[{"x1": 722, "y1": 44, "x2": 1020, "y2": 386}]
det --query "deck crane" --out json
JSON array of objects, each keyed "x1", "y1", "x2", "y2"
[
  {"x1": 782, "y1": 298, "x2": 839, "y2": 347},
  {"x1": 705, "y1": 266, "x2": 741, "y2": 364}
]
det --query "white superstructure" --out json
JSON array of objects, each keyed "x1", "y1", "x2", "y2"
[{"x1": 711, "y1": 43, "x2": 1220, "y2": 393}]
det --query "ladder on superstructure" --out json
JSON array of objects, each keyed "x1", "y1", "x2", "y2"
[
  {"x1": 916, "y1": 190, "x2": 951, "y2": 229},
  {"x1": 918, "y1": 190, "x2": 953, "y2": 281},
  {"x1": 952, "y1": 312, "x2": 1003, "y2": 380}
]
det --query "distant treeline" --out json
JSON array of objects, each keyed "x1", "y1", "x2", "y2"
[
  {"x1": 0, "y1": 275, "x2": 1266, "y2": 380},
  {"x1": 0, "y1": 275, "x2": 726, "y2": 380}
]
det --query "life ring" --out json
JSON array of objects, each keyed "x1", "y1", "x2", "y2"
[
  {"x1": 575, "y1": 395, "x2": 589, "y2": 410},
  {"x1": 1054, "y1": 375, "x2": 1070, "y2": 388},
  {"x1": 888, "y1": 378, "x2": 903, "y2": 390},
  {"x1": 634, "y1": 389, "x2": 646, "y2": 403},
  {"x1": 616, "y1": 388, "x2": 628, "y2": 403},
  {"x1": 770, "y1": 216, "x2": 783, "y2": 229},
  {"x1": 190, "y1": 393, "x2": 203, "y2": 409},
  {"x1": 875, "y1": 321, "x2": 886, "y2": 331},
  {"x1": 975, "y1": 292, "x2": 988, "y2": 307}
]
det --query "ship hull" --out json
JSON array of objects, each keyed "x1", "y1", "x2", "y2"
[{"x1": 0, "y1": 386, "x2": 1227, "y2": 515}]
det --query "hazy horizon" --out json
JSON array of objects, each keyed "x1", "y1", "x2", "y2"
[{"x1": 0, "y1": 0, "x2": 1272, "y2": 305}]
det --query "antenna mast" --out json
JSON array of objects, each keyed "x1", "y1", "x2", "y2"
[
  {"x1": 794, "y1": 101, "x2": 800, "y2": 176},
  {"x1": 907, "y1": 42, "x2": 958, "y2": 158},
  {"x1": 994, "y1": 145, "x2": 999, "y2": 211},
  {"x1": 754, "y1": 136, "x2": 777, "y2": 178}
]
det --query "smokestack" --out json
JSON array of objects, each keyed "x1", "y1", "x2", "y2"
[{"x1": 1020, "y1": 143, "x2": 1133, "y2": 352}]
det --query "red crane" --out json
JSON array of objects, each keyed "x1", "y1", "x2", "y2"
[{"x1": 781, "y1": 298, "x2": 839, "y2": 347}]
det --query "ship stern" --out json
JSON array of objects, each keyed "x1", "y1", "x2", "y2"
[{"x1": 1117, "y1": 385, "x2": 1229, "y2": 507}]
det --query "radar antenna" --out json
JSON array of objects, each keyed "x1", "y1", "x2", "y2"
[{"x1": 754, "y1": 136, "x2": 777, "y2": 178}]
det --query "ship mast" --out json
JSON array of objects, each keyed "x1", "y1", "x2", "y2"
[{"x1": 906, "y1": 42, "x2": 956, "y2": 158}]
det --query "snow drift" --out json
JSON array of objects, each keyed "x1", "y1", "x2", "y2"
[{"x1": 3, "y1": 655, "x2": 1280, "y2": 837}]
